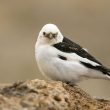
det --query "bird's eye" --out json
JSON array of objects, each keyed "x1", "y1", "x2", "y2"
[
  {"x1": 53, "y1": 34, "x2": 56, "y2": 38},
  {"x1": 53, "y1": 33, "x2": 58, "y2": 38},
  {"x1": 43, "y1": 32, "x2": 46, "y2": 36}
]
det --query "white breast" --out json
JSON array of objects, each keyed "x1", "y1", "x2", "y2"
[{"x1": 35, "y1": 45, "x2": 91, "y2": 82}]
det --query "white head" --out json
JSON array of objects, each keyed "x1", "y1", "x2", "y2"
[{"x1": 36, "y1": 24, "x2": 63, "y2": 46}]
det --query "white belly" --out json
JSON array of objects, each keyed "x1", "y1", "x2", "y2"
[
  {"x1": 35, "y1": 44, "x2": 107, "y2": 82},
  {"x1": 35, "y1": 45, "x2": 90, "y2": 82}
]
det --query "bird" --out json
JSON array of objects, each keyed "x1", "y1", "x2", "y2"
[{"x1": 35, "y1": 23, "x2": 110, "y2": 83}]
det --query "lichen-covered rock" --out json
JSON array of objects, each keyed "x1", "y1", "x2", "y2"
[{"x1": 0, "y1": 79, "x2": 110, "y2": 110}]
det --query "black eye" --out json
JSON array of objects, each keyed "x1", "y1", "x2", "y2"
[
  {"x1": 53, "y1": 33, "x2": 58, "y2": 38},
  {"x1": 43, "y1": 32, "x2": 46, "y2": 36},
  {"x1": 53, "y1": 34, "x2": 56, "y2": 38}
]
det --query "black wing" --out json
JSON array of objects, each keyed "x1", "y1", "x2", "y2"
[
  {"x1": 53, "y1": 37, "x2": 102, "y2": 65},
  {"x1": 53, "y1": 37, "x2": 110, "y2": 76}
]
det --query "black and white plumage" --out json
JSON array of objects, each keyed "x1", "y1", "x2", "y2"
[{"x1": 35, "y1": 24, "x2": 110, "y2": 83}]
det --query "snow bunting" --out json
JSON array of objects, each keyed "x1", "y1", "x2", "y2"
[{"x1": 35, "y1": 24, "x2": 110, "y2": 83}]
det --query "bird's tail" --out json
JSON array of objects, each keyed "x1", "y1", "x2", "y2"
[{"x1": 106, "y1": 69, "x2": 110, "y2": 79}]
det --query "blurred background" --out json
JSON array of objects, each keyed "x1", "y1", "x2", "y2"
[{"x1": 0, "y1": 0, "x2": 110, "y2": 99}]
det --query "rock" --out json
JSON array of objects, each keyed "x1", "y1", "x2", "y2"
[{"x1": 0, "y1": 79, "x2": 110, "y2": 110}]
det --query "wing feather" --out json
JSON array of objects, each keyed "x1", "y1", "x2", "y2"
[
  {"x1": 53, "y1": 37, "x2": 102, "y2": 65},
  {"x1": 53, "y1": 37, "x2": 110, "y2": 76}
]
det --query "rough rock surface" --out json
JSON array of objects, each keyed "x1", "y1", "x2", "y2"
[{"x1": 0, "y1": 79, "x2": 110, "y2": 110}]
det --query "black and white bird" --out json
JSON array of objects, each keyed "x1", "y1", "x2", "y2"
[{"x1": 35, "y1": 24, "x2": 110, "y2": 83}]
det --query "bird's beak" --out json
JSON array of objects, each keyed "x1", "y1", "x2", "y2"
[
  {"x1": 45, "y1": 33, "x2": 54, "y2": 39},
  {"x1": 48, "y1": 33, "x2": 53, "y2": 39}
]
